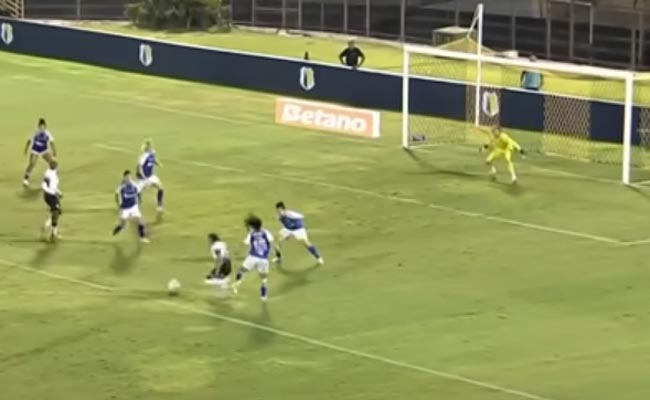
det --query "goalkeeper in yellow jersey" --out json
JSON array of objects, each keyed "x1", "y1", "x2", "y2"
[{"x1": 482, "y1": 126, "x2": 525, "y2": 184}]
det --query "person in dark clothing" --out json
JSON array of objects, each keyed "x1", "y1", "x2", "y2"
[{"x1": 339, "y1": 40, "x2": 365, "y2": 69}]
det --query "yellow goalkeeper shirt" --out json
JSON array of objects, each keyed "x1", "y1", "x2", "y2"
[{"x1": 491, "y1": 132, "x2": 521, "y2": 152}]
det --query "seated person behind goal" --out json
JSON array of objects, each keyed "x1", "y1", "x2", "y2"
[{"x1": 481, "y1": 126, "x2": 525, "y2": 184}]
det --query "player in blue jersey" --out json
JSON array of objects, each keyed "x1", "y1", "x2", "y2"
[
  {"x1": 273, "y1": 201, "x2": 323, "y2": 265},
  {"x1": 112, "y1": 170, "x2": 149, "y2": 243},
  {"x1": 233, "y1": 215, "x2": 274, "y2": 302},
  {"x1": 136, "y1": 140, "x2": 164, "y2": 212},
  {"x1": 23, "y1": 118, "x2": 57, "y2": 187}
]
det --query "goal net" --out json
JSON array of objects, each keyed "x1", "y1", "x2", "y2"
[{"x1": 402, "y1": 4, "x2": 649, "y2": 185}]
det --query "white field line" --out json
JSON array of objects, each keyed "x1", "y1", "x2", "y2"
[
  {"x1": 632, "y1": 179, "x2": 650, "y2": 186},
  {"x1": 80, "y1": 93, "x2": 382, "y2": 147},
  {"x1": 96, "y1": 143, "x2": 623, "y2": 245},
  {"x1": 0, "y1": 257, "x2": 557, "y2": 400},
  {"x1": 411, "y1": 147, "x2": 622, "y2": 186},
  {"x1": 619, "y1": 238, "x2": 650, "y2": 247}
]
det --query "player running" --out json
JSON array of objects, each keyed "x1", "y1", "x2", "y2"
[
  {"x1": 23, "y1": 118, "x2": 57, "y2": 187},
  {"x1": 233, "y1": 215, "x2": 274, "y2": 302},
  {"x1": 41, "y1": 160, "x2": 62, "y2": 242},
  {"x1": 273, "y1": 201, "x2": 323, "y2": 265},
  {"x1": 482, "y1": 126, "x2": 525, "y2": 184},
  {"x1": 112, "y1": 170, "x2": 149, "y2": 243},
  {"x1": 136, "y1": 140, "x2": 164, "y2": 212},
  {"x1": 205, "y1": 233, "x2": 233, "y2": 290}
]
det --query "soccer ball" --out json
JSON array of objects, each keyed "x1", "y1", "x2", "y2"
[{"x1": 167, "y1": 278, "x2": 181, "y2": 296}]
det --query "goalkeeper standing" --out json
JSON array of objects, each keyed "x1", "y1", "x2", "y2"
[{"x1": 482, "y1": 126, "x2": 525, "y2": 184}]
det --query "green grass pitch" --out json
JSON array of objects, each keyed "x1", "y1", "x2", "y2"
[{"x1": 3, "y1": 30, "x2": 650, "y2": 400}]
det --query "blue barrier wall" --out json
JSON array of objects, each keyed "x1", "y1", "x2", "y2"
[{"x1": 0, "y1": 17, "x2": 639, "y2": 145}]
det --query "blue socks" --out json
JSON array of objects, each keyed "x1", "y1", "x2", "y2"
[
  {"x1": 261, "y1": 278, "x2": 268, "y2": 299},
  {"x1": 308, "y1": 245, "x2": 321, "y2": 259},
  {"x1": 137, "y1": 224, "x2": 145, "y2": 238},
  {"x1": 156, "y1": 189, "x2": 164, "y2": 207},
  {"x1": 236, "y1": 271, "x2": 243, "y2": 282}
]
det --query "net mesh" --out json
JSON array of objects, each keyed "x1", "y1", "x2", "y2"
[{"x1": 404, "y1": 38, "x2": 650, "y2": 182}]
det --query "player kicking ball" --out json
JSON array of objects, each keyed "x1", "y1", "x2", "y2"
[
  {"x1": 481, "y1": 126, "x2": 525, "y2": 184},
  {"x1": 112, "y1": 170, "x2": 149, "y2": 243},
  {"x1": 205, "y1": 233, "x2": 232, "y2": 291},
  {"x1": 273, "y1": 201, "x2": 323, "y2": 265},
  {"x1": 232, "y1": 215, "x2": 274, "y2": 302},
  {"x1": 41, "y1": 159, "x2": 62, "y2": 242},
  {"x1": 23, "y1": 118, "x2": 57, "y2": 188},
  {"x1": 136, "y1": 140, "x2": 164, "y2": 213}
]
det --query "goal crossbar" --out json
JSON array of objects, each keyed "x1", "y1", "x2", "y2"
[{"x1": 402, "y1": 43, "x2": 633, "y2": 81}]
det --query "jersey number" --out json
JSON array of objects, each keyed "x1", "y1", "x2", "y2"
[{"x1": 253, "y1": 237, "x2": 268, "y2": 254}]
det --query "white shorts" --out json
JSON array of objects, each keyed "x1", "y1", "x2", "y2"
[
  {"x1": 137, "y1": 175, "x2": 162, "y2": 190},
  {"x1": 120, "y1": 205, "x2": 142, "y2": 220},
  {"x1": 242, "y1": 256, "x2": 270, "y2": 274},
  {"x1": 31, "y1": 149, "x2": 49, "y2": 157},
  {"x1": 280, "y1": 228, "x2": 309, "y2": 241}
]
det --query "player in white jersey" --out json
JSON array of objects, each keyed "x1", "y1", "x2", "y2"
[
  {"x1": 136, "y1": 140, "x2": 164, "y2": 212},
  {"x1": 233, "y1": 215, "x2": 274, "y2": 301},
  {"x1": 41, "y1": 160, "x2": 62, "y2": 242},
  {"x1": 24, "y1": 118, "x2": 57, "y2": 187},
  {"x1": 112, "y1": 170, "x2": 149, "y2": 243},
  {"x1": 273, "y1": 201, "x2": 323, "y2": 265},
  {"x1": 205, "y1": 233, "x2": 233, "y2": 290}
]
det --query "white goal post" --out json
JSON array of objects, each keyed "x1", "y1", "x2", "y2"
[{"x1": 401, "y1": 3, "x2": 640, "y2": 185}]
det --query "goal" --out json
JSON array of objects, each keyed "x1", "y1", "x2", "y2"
[{"x1": 401, "y1": 4, "x2": 649, "y2": 185}]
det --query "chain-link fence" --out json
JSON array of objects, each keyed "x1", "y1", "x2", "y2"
[
  {"x1": 231, "y1": 0, "x2": 650, "y2": 69},
  {"x1": 16, "y1": 0, "x2": 650, "y2": 69},
  {"x1": 23, "y1": 0, "x2": 125, "y2": 19}
]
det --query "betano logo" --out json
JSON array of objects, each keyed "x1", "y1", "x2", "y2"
[{"x1": 275, "y1": 98, "x2": 380, "y2": 138}]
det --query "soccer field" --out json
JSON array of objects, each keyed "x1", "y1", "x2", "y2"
[{"x1": 3, "y1": 48, "x2": 650, "y2": 400}]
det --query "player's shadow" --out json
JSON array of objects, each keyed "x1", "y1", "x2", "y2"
[
  {"x1": 274, "y1": 261, "x2": 320, "y2": 296},
  {"x1": 29, "y1": 241, "x2": 59, "y2": 268},
  {"x1": 152, "y1": 212, "x2": 164, "y2": 227},
  {"x1": 109, "y1": 243, "x2": 143, "y2": 274},
  {"x1": 627, "y1": 184, "x2": 650, "y2": 201},
  {"x1": 489, "y1": 180, "x2": 526, "y2": 197},
  {"x1": 404, "y1": 148, "x2": 481, "y2": 180},
  {"x1": 249, "y1": 302, "x2": 274, "y2": 347},
  {"x1": 19, "y1": 187, "x2": 41, "y2": 201}
]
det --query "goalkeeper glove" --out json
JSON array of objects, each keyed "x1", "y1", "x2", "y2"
[
  {"x1": 519, "y1": 149, "x2": 525, "y2": 155},
  {"x1": 480, "y1": 144, "x2": 489, "y2": 153}
]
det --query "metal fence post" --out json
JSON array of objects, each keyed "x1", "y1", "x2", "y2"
[
  {"x1": 320, "y1": 0, "x2": 324, "y2": 31},
  {"x1": 298, "y1": 0, "x2": 303, "y2": 31},
  {"x1": 454, "y1": 0, "x2": 460, "y2": 26},
  {"x1": 281, "y1": 0, "x2": 287, "y2": 29},
  {"x1": 344, "y1": 0, "x2": 349, "y2": 33},
  {"x1": 76, "y1": 0, "x2": 81, "y2": 20},
  {"x1": 632, "y1": 11, "x2": 638, "y2": 69},
  {"x1": 251, "y1": 0, "x2": 256, "y2": 26},
  {"x1": 569, "y1": 0, "x2": 575, "y2": 60},
  {"x1": 640, "y1": 11, "x2": 646, "y2": 67},
  {"x1": 511, "y1": 0, "x2": 517, "y2": 49},
  {"x1": 400, "y1": 0, "x2": 406, "y2": 41},
  {"x1": 365, "y1": 0, "x2": 370, "y2": 37},
  {"x1": 546, "y1": 0, "x2": 552, "y2": 59}
]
